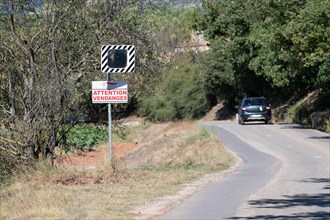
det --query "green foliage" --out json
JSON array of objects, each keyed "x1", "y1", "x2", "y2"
[
  {"x1": 248, "y1": 0, "x2": 330, "y2": 90},
  {"x1": 193, "y1": 0, "x2": 273, "y2": 105},
  {"x1": 316, "y1": 55, "x2": 330, "y2": 92},
  {"x1": 65, "y1": 124, "x2": 107, "y2": 151},
  {"x1": 138, "y1": 53, "x2": 208, "y2": 121},
  {"x1": 191, "y1": 0, "x2": 330, "y2": 105}
]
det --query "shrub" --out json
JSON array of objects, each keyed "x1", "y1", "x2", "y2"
[
  {"x1": 138, "y1": 53, "x2": 208, "y2": 121},
  {"x1": 66, "y1": 124, "x2": 108, "y2": 151}
]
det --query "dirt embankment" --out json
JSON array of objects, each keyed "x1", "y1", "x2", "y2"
[{"x1": 54, "y1": 142, "x2": 138, "y2": 168}]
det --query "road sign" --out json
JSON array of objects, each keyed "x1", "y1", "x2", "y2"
[
  {"x1": 101, "y1": 45, "x2": 135, "y2": 73},
  {"x1": 92, "y1": 81, "x2": 128, "y2": 103},
  {"x1": 99, "y1": 44, "x2": 135, "y2": 166}
]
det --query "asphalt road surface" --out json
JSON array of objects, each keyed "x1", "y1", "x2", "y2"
[{"x1": 157, "y1": 121, "x2": 330, "y2": 219}]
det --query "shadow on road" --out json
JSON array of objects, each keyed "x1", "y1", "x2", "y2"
[
  {"x1": 230, "y1": 178, "x2": 330, "y2": 219},
  {"x1": 229, "y1": 211, "x2": 329, "y2": 219},
  {"x1": 241, "y1": 122, "x2": 274, "y2": 126},
  {"x1": 247, "y1": 193, "x2": 330, "y2": 209},
  {"x1": 301, "y1": 178, "x2": 330, "y2": 190},
  {"x1": 308, "y1": 136, "x2": 330, "y2": 139},
  {"x1": 280, "y1": 124, "x2": 310, "y2": 129}
]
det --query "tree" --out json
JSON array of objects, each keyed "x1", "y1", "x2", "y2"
[
  {"x1": 0, "y1": 0, "x2": 161, "y2": 167},
  {"x1": 248, "y1": 0, "x2": 330, "y2": 92},
  {"x1": 192, "y1": 0, "x2": 271, "y2": 105},
  {"x1": 190, "y1": 0, "x2": 330, "y2": 106}
]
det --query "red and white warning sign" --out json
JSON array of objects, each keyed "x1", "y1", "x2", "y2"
[{"x1": 92, "y1": 81, "x2": 128, "y2": 103}]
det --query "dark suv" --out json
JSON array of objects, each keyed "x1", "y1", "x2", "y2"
[{"x1": 238, "y1": 97, "x2": 272, "y2": 125}]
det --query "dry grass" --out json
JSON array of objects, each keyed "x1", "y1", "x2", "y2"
[{"x1": 0, "y1": 121, "x2": 235, "y2": 219}]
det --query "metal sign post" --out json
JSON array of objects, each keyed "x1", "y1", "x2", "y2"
[
  {"x1": 91, "y1": 79, "x2": 128, "y2": 166},
  {"x1": 107, "y1": 73, "x2": 113, "y2": 165},
  {"x1": 108, "y1": 103, "x2": 112, "y2": 165}
]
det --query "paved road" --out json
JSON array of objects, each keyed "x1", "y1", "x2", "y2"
[{"x1": 158, "y1": 121, "x2": 330, "y2": 219}]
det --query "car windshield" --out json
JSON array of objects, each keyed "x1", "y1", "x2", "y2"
[{"x1": 244, "y1": 98, "x2": 267, "y2": 106}]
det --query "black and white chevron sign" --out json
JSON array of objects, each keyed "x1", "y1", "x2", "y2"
[{"x1": 101, "y1": 45, "x2": 135, "y2": 73}]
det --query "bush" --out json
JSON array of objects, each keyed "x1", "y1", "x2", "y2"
[
  {"x1": 66, "y1": 124, "x2": 108, "y2": 151},
  {"x1": 138, "y1": 53, "x2": 208, "y2": 121}
]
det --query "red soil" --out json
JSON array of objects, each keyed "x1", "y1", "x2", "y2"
[{"x1": 56, "y1": 142, "x2": 138, "y2": 166}]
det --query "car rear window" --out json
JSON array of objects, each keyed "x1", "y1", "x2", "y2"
[{"x1": 244, "y1": 98, "x2": 267, "y2": 106}]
